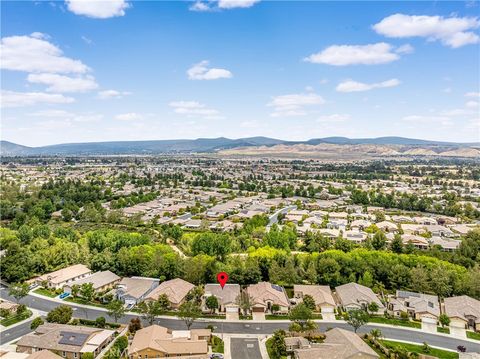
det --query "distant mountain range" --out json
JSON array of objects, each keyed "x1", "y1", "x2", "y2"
[{"x1": 1, "y1": 136, "x2": 479, "y2": 156}]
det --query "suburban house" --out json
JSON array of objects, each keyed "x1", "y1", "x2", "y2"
[
  {"x1": 293, "y1": 285, "x2": 336, "y2": 314},
  {"x1": 202, "y1": 284, "x2": 240, "y2": 320},
  {"x1": 387, "y1": 290, "x2": 440, "y2": 320},
  {"x1": 284, "y1": 337, "x2": 310, "y2": 352},
  {"x1": 16, "y1": 323, "x2": 115, "y2": 359},
  {"x1": 335, "y1": 283, "x2": 385, "y2": 314},
  {"x1": 0, "y1": 349, "x2": 64, "y2": 359},
  {"x1": 64, "y1": 271, "x2": 120, "y2": 295},
  {"x1": 144, "y1": 278, "x2": 195, "y2": 309},
  {"x1": 0, "y1": 299, "x2": 19, "y2": 315},
  {"x1": 127, "y1": 325, "x2": 211, "y2": 359},
  {"x1": 246, "y1": 282, "x2": 290, "y2": 319},
  {"x1": 376, "y1": 221, "x2": 398, "y2": 233},
  {"x1": 293, "y1": 328, "x2": 379, "y2": 359},
  {"x1": 444, "y1": 296, "x2": 480, "y2": 332},
  {"x1": 34, "y1": 264, "x2": 92, "y2": 290},
  {"x1": 116, "y1": 277, "x2": 159, "y2": 306}
]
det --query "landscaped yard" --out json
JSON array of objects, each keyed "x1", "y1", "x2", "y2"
[
  {"x1": 380, "y1": 340, "x2": 459, "y2": 359},
  {"x1": 0, "y1": 310, "x2": 33, "y2": 327},
  {"x1": 64, "y1": 297, "x2": 107, "y2": 308},
  {"x1": 467, "y1": 331, "x2": 480, "y2": 340},
  {"x1": 437, "y1": 326, "x2": 450, "y2": 334},
  {"x1": 266, "y1": 337, "x2": 287, "y2": 359},
  {"x1": 368, "y1": 316, "x2": 421, "y2": 329},
  {"x1": 211, "y1": 335, "x2": 224, "y2": 353},
  {"x1": 265, "y1": 313, "x2": 322, "y2": 320},
  {"x1": 33, "y1": 288, "x2": 57, "y2": 298}
]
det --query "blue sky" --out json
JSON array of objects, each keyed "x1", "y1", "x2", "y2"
[{"x1": 1, "y1": 0, "x2": 479, "y2": 146}]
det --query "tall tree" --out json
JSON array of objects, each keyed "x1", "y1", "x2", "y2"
[
  {"x1": 178, "y1": 300, "x2": 201, "y2": 329},
  {"x1": 107, "y1": 299, "x2": 126, "y2": 323},
  {"x1": 346, "y1": 309, "x2": 369, "y2": 333},
  {"x1": 9, "y1": 282, "x2": 29, "y2": 303},
  {"x1": 137, "y1": 300, "x2": 165, "y2": 325}
]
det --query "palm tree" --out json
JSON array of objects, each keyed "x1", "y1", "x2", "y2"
[{"x1": 370, "y1": 329, "x2": 382, "y2": 341}]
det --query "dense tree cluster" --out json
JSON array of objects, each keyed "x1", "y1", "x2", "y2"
[{"x1": 1, "y1": 223, "x2": 479, "y2": 299}]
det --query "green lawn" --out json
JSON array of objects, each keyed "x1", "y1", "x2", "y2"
[
  {"x1": 0, "y1": 310, "x2": 33, "y2": 327},
  {"x1": 33, "y1": 288, "x2": 57, "y2": 298},
  {"x1": 437, "y1": 326, "x2": 450, "y2": 334},
  {"x1": 380, "y1": 340, "x2": 458, "y2": 359},
  {"x1": 266, "y1": 313, "x2": 322, "y2": 320},
  {"x1": 368, "y1": 316, "x2": 421, "y2": 329},
  {"x1": 467, "y1": 331, "x2": 480, "y2": 340},
  {"x1": 211, "y1": 335, "x2": 224, "y2": 353},
  {"x1": 64, "y1": 297, "x2": 107, "y2": 308},
  {"x1": 265, "y1": 337, "x2": 287, "y2": 359}
]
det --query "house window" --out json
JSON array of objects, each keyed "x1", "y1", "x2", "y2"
[{"x1": 74, "y1": 353, "x2": 77, "y2": 359}]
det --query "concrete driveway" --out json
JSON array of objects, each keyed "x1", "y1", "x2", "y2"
[{"x1": 230, "y1": 338, "x2": 262, "y2": 359}]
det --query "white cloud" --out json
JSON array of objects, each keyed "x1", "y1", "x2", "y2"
[
  {"x1": 317, "y1": 114, "x2": 350, "y2": 123},
  {"x1": 336, "y1": 78, "x2": 400, "y2": 92},
  {"x1": 169, "y1": 101, "x2": 222, "y2": 119},
  {"x1": 465, "y1": 92, "x2": 480, "y2": 97},
  {"x1": 373, "y1": 14, "x2": 480, "y2": 48},
  {"x1": 187, "y1": 60, "x2": 232, "y2": 80},
  {"x1": 1, "y1": 33, "x2": 89, "y2": 74},
  {"x1": 115, "y1": 112, "x2": 144, "y2": 121},
  {"x1": 97, "y1": 89, "x2": 132, "y2": 99},
  {"x1": 1, "y1": 90, "x2": 75, "y2": 108},
  {"x1": 28, "y1": 110, "x2": 73, "y2": 117},
  {"x1": 466, "y1": 100, "x2": 479, "y2": 108},
  {"x1": 268, "y1": 93, "x2": 325, "y2": 117},
  {"x1": 29, "y1": 110, "x2": 102, "y2": 122},
  {"x1": 66, "y1": 0, "x2": 129, "y2": 19},
  {"x1": 304, "y1": 43, "x2": 400, "y2": 66},
  {"x1": 440, "y1": 108, "x2": 475, "y2": 116},
  {"x1": 402, "y1": 115, "x2": 453, "y2": 126},
  {"x1": 27, "y1": 73, "x2": 98, "y2": 93},
  {"x1": 217, "y1": 0, "x2": 260, "y2": 9},
  {"x1": 81, "y1": 36, "x2": 93, "y2": 45},
  {"x1": 395, "y1": 44, "x2": 414, "y2": 54},
  {"x1": 189, "y1": 1, "x2": 212, "y2": 11}
]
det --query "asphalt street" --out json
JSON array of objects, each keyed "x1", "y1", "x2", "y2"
[
  {"x1": 1, "y1": 287, "x2": 480, "y2": 353},
  {"x1": 230, "y1": 338, "x2": 262, "y2": 359}
]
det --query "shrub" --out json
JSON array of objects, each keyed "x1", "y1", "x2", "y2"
[{"x1": 30, "y1": 317, "x2": 44, "y2": 330}]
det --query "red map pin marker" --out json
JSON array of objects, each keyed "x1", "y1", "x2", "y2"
[{"x1": 217, "y1": 272, "x2": 229, "y2": 289}]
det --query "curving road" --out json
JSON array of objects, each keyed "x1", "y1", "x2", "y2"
[{"x1": 1, "y1": 288, "x2": 479, "y2": 353}]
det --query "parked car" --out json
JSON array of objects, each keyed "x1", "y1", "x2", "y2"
[{"x1": 59, "y1": 292, "x2": 70, "y2": 299}]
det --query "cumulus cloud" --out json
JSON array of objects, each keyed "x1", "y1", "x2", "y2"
[
  {"x1": 465, "y1": 91, "x2": 480, "y2": 98},
  {"x1": 218, "y1": 0, "x2": 260, "y2": 9},
  {"x1": 97, "y1": 89, "x2": 132, "y2": 99},
  {"x1": 317, "y1": 114, "x2": 350, "y2": 123},
  {"x1": 169, "y1": 101, "x2": 222, "y2": 119},
  {"x1": 1, "y1": 90, "x2": 75, "y2": 108},
  {"x1": 304, "y1": 43, "x2": 400, "y2": 66},
  {"x1": 373, "y1": 14, "x2": 480, "y2": 48},
  {"x1": 466, "y1": 100, "x2": 479, "y2": 108},
  {"x1": 395, "y1": 44, "x2": 414, "y2": 54},
  {"x1": 27, "y1": 73, "x2": 98, "y2": 93},
  {"x1": 336, "y1": 78, "x2": 400, "y2": 92},
  {"x1": 190, "y1": 0, "x2": 260, "y2": 11},
  {"x1": 1, "y1": 33, "x2": 89, "y2": 74},
  {"x1": 402, "y1": 115, "x2": 453, "y2": 126},
  {"x1": 187, "y1": 61, "x2": 232, "y2": 80},
  {"x1": 268, "y1": 93, "x2": 325, "y2": 117},
  {"x1": 66, "y1": 0, "x2": 130, "y2": 19},
  {"x1": 29, "y1": 110, "x2": 102, "y2": 122},
  {"x1": 115, "y1": 112, "x2": 144, "y2": 121}
]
